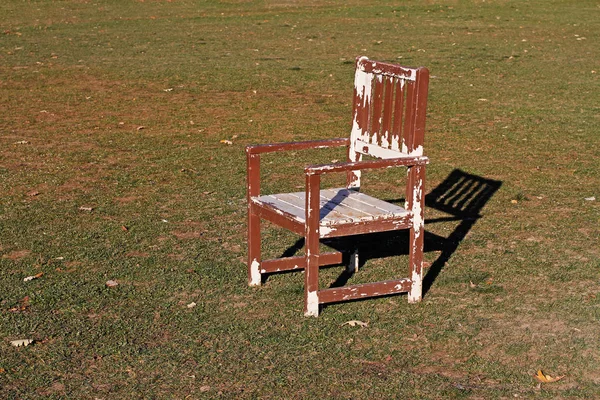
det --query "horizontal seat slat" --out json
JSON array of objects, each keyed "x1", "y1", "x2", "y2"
[{"x1": 254, "y1": 188, "x2": 410, "y2": 235}]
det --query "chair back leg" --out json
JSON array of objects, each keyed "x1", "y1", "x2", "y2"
[{"x1": 408, "y1": 165, "x2": 425, "y2": 302}]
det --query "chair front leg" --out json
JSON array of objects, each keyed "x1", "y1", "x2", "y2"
[
  {"x1": 304, "y1": 173, "x2": 321, "y2": 317},
  {"x1": 408, "y1": 165, "x2": 425, "y2": 303},
  {"x1": 247, "y1": 152, "x2": 262, "y2": 286},
  {"x1": 248, "y1": 208, "x2": 262, "y2": 286}
]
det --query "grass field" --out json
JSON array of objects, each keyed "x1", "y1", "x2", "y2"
[{"x1": 1, "y1": 0, "x2": 599, "y2": 398}]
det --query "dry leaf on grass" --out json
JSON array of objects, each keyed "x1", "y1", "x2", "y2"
[
  {"x1": 585, "y1": 196, "x2": 595, "y2": 201},
  {"x1": 105, "y1": 280, "x2": 119, "y2": 288},
  {"x1": 341, "y1": 320, "x2": 368, "y2": 328},
  {"x1": 10, "y1": 339, "x2": 33, "y2": 347},
  {"x1": 13, "y1": 140, "x2": 29, "y2": 145},
  {"x1": 0, "y1": 367, "x2": 5, "y2": 374},
  {"x1": 79, "y1": 206, "x2": 93, "y2": 212},
  {"x1": 23, "y1": 272, "x2": 43, "y2": 282},
  {"x1": 535, "y1": 369, "x2": 565, "y2": 383},
  {"x1": 220, "y1": 140, "x2": 233, "y2": 145},
  {"x1": 187, "y1": 302, "x2": 197, "y2": 309}
]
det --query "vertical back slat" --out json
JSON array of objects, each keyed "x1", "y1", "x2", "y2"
[
  {"x1": 380, "y1": 77, "x2": 394, "y2": 149},
  {"x1": 402, "y1": 80, "x2": 416, "y2": 154},
  {"x1": 412, "y1": 68, "x2": 429, "y2": 156},
  {"x1": 370, "y1": 75, "x2": 384, "y2": 145},
  {"x1": 390, "y1": 78, "x2": 404, "y2": 151}
]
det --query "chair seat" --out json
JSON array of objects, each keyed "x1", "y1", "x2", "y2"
[{"x1": 256, "y1": 188, "x2": 410, "y2": 227}]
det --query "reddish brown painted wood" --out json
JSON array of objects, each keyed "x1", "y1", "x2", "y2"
[
  {"x1": 320, "y1": 215, "x2": 412, "y2": 239},
  {"x1": 392, "y1": 77, "x2": 405, "y2": 150},
  {"x1": 357, "y1": 57, "x2": 416, "y2": 80},
  {"x1": 305, "y1": 155, "x2": 428, "y2": 175},
  {"x1": 403, "y1": 78, "x2": 416, "y2": 154},
  {"x1": 251, "y1": 201, "x2": 304, "y2": 236},
  {"x1": 408, "y1": 164, "x2": 426, "y2": 303},
  {"x1": 381, "y1": 77, "x2": 394, "y2": 148},
  {"x1": 413, "y1": 68, "x2": 429, "y2": 152},
  {"x1": 247, "y1": 152, "x2": 261, "y2": 285},
  {"x1": 318, "y1": 278, "x2": 412, "y2": 303},
  {"x1": 371, "y1": 75, "x2": 384, "y2": 145},
  {"x1": 304, "y1": 173, "x2": 321, "y2": 316},
  {"x1": 260, "y1": 251, "x2": 343, "y2": 273},
  {"x1": 246, "y1": 56, "x2": 430, "y2": 316},
  {"x1": 246, "y1": 138, "x2": 349, "y2": 155}
]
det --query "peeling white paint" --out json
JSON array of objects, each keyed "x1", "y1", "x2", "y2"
[
  {"x1": 350, "y1": 117, "x2": 362, "y2": 144},
  {"x1": 249, "y1": 259, "x2": 261, "y2": 286},
  {"x1": 408, "y1": 269, "x2": 422, "y2": 303},
  {"x1": 305, "y1": 290, "x2": 319, "y2": 317},
  {"x1": 355, "y1": 139, "x2": 409, "y2": 160},
  {"x1": 409, "y1": 145, "x2": 423, "y2": 156},
  {"x1": 354, "y1": 69, "x2": 373, "y2": 108},
  {"x1": 401, "y1": 142, "x2": 408, "y2": 154},
  {"x1": 381, "y1": 130, "x2": 390, "y2": 148},
  {"x1": 412, "y1": 178, "x2": 423, "y2": 235},
  {"x1": 320, "y1": 225, "x2": 337, "y2": 237}
]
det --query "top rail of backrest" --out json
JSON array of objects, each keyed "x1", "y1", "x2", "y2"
[{"x1": 356, "y1": 56, "x2": 418, "y2": 81}]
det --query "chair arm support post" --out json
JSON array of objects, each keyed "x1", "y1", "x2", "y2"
[
  {"x1": 246, "y1": 152, "x2": 262, "y2": 286},
  {"x1": 247, "y1": 152, "x2": 261, "y2": 198},
  {"x1": 304, "y1": 172, "x2": 321, "y2": 317},
  {"x1": 246, "y1": 138, "x2": 349, "y2": 155},
  {"x1": 305, "y1": 155, "x2": 429, "y2": 175}
]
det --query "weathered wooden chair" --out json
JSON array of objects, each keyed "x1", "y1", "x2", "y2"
[{"x1": 246, "y1": 56, "x2": 430, "y2": 316}]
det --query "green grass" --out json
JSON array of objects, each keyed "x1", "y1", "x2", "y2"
[{"x1": 1, "y1": 0, "x2": 599, "y2": 398}]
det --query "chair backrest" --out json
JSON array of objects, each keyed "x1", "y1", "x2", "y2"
[{"x1": 347, "y1": 56, "x2": 429, "y2": 188}]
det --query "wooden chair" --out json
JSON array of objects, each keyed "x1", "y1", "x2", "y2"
[{"x1": 246, "y1": 56, "x2": 430, "y2": 316}]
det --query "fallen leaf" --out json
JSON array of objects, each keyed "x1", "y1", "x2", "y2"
[
  {"x1": 584, "y1": 196, "x2": 595, "y2": 201},
  {"x1": 105, "y1": 280, "x2": 119, "y2": 288},
  {"x1": 13, "y1": 140, "x2": 29, "y2": 145},
  {"x1": 200, "y1": 386, "x2": 210, "y2": 392},
  {"x1": 10, "y1": 339, "x2": 33, "y2": 347},
  {"x1": 0, "y1": 367, "x2": 5, "y2": 373},
  {"x1": 136, "y1": 126, "x2": 145, "y2": 131},
  {"x1": 511, "y1": 199, "x2": 518, "y2": 204},
  {"x1": 220, "y1": 140, "x2": 233, "y2": 145},
  {"x1": 341, "y1": 320, "x2": 368, "y2": 328},
  {"x1": 187, "y1": 302, "x2": 197, "y2": 309},
  {"x1": 535, "y1": 369, "x2": 565, "y2": 383},
  {"x1": 163, "y1": 88, "x2": 173, "y2": 92},
  {"x1": 469, "y1": 280, "x2": 476, "y2": 288},
  {"x1": 79, "y1": 206, "x2": 93, "y2": 212},
  {"x1": 27, "y1": 190, "x2": 40, "y2": 197},
  {"x1": 23, "y1": 272, "x2": 43, "y2": 282},
  {"x1": 121, "y1": 225, "x2": 129, "y2": 232}
]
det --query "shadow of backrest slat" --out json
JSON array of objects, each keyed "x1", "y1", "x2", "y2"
[{"x1": 425, "y1": 169, "x2": 502, "y2": 219}]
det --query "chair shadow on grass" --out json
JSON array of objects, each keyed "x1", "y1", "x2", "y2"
[{"x1": 270, "y1": 169, "x2": 502, "y2": 298}]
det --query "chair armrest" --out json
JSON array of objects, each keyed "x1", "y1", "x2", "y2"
[
  {"x1": 246, "y1": 138, "x2": 349, "y2": 155},
  {"x1": 305, "y1": 155, "x2": 429, "y2": 175}
]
